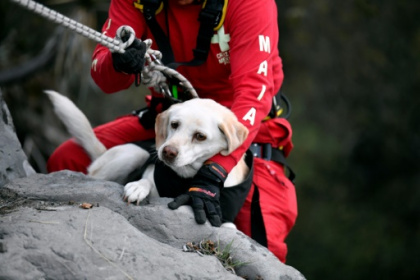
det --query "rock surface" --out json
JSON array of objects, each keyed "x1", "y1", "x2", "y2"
[
  {"x1": 0, "y1": 89, "x2": 35, "y2": 187},
  {"x1": 0, "y1": 92, "x2": 305, "y2": 279}
]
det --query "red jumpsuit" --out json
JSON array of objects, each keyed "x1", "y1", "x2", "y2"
[{"x1": 48, "y1": 0, "x2": 297, "y2": 262}]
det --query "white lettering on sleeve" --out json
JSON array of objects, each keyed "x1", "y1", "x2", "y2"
[
  {"x1": 257, "y1": 60, "x2": 268, "y2": 76},
  {"x1": 242, "y1": 35, "x2": 272, "y2": 126},
  {"x1": 103, "y1": 19, "x2": 112, "y2": 36},
  {"x1": 91, "y1": 59, "x2": 98, "y2": 71},
  {"x1": 257, "y1": 85, "x2": 266, "y2": 101},
  {"x1": 258, "y1": 35, "x2": 271, "y2": 53},
  {"x1": 242, "y1": 107, "x2": 256, "y2": 126}
]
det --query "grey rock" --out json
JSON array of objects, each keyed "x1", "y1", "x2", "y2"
[
  {"x1": 1, "y1": 172, "x2": 305, "y2": 279},
  {"x1": 0, "y1": 95, "x2": 305, "y2": 280},
  {"x1": 0, "y1": 204, "x2": 239, "y2": 280},
  {"x1": 0, "y1": 90, "x2": 35, "y2": 188}
]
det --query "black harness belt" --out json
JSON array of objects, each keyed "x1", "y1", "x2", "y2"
[{"x1": 249, "y1": 143, "x2": 295, "y2": 182}]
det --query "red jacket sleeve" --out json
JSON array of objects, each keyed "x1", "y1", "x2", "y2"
[
  {"x1": 210, "y1": 0, "x2": 284, "y2": 172},
  {"x1": 90, "y1": 0, "x2": 147, "y2": 93}
]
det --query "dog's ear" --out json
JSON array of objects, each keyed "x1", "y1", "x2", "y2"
[
  {"x1": 155, "y1": 110, "x2": 170, "y2": 149},
  {"x1": 218, "y1": 117, "x2": 249, "y2": 156}
]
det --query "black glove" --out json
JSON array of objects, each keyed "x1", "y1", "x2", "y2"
[
  {"x1": 168, "y1": 162, "x2": 228, "y2": 227},
  {"x1": 112, "y1": 39, "x2": 146, "y2": 74}
]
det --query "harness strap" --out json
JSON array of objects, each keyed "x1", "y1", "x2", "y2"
[
  {"x1": 140, "y1": 0, "x2": 226, "y2": 69},
  {"x1": 168, "y1": 0, "x2": 225, "y2": 69},
  {"x1": 271, "y1": 147, "x2": 296, "y2": 182},
  {"x1": 122, "y1": 139, "x2": 157, "y2": 185},
  {"x1": 249, "y1": 143, "x2": 295, "y2": 183},
  {"x1": 250, "y1": 185, "x2": 268, "y2": 247},
  {"x1": 142, "y1": 0, "x2": 175, "y2": 64},
  {"x1": 133, "y1": 96, "x2": 176, "y2": 129},
  {"x1": 248, "y1": 142, "x2": 294, "y2": 249}
]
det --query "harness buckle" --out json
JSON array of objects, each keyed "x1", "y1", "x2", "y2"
[
  {"x1": 249, "y1": 143, "x2": 272, "y2": 161},
  {"x1": 249, "y1": 143, "x2": 295, "y2": 182}
]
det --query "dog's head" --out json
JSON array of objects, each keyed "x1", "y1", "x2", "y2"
[{"x1": 155, "y1": 98, "x2": 248, "y2": 178}]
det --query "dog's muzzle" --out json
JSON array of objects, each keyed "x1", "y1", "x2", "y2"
[{"x1": 162, "y1": 145, "x2": 178, "y2": 163}]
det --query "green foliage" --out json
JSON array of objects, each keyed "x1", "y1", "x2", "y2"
[
  {"x1": 183, "y1": 239, "x2": 250, "y2": 275},
  {"x1": 276, "y1": 0, "x2": 420, "y2": 279}
]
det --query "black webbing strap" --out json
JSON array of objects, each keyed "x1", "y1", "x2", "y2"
[
  {"x1": 120, "y1": 139, "x2": 157, "y2": 185},
  {"x1": 133, "y1": 96, "x2": 176, "y2": 129},
  {"x1": 271, "y1": 148, "x2": 296, "y2": 183},
  {"x1": 142, "y1": 0, "x2": 224, "y2": 68},
  {"x1": 143, "y1": 0, "x2": 175, "y2": 64},
  {"x1": 251, "y1": 185, "x2": 268, "y2": 247},
  {"x1": 249, "y1": 143, "x2": 295, "y2": 183},
  {"x1": 168, "y1": 0, "x2": 224, "y2": 69}
]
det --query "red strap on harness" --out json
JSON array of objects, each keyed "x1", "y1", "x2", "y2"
[{"x1": 253, "y1": 118, "x2": 293, "y2": 157}]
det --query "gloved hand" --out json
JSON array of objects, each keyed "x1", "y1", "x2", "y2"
[
  {"x1": 112, "y1": 39, "x2": 146, "y2": 74},
  {"x1": 168, "y1": 162, "x2": 228, "y2": 227}
]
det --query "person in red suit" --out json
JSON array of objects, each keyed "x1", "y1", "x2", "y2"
[{"x1": 48, "y1": 0, "x2": 298, "y2": 263}]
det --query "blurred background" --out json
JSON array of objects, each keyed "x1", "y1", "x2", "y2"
[{"x1": 1, "y1": 0, "x2": 419, "y2": 279}]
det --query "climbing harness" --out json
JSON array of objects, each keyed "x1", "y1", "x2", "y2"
[
  {"x1": 133, "y1": 0, "x2": 228, "y2": 99},
  {"x1": 9, "y1": 0, "x2": 198, "y2": 101},
  {"x1": 135, "y1": 0, "x2": 228, "y2": 67}
]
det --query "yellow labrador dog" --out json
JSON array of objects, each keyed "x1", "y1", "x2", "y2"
[{"x1": 45, "y1": 91, "x2": 250, "y2": 219}]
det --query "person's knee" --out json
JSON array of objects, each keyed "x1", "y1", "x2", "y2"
[
  {"x1": 269, "y1": 240, "x2": 288, "y2": 263},
  {"x1": 47, "y1": 139, "x2": 91, "y2": 173}
]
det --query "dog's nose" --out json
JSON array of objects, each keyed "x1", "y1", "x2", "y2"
[{"x1": 162, "y1": 146, "x2": 178, "y2": 161}]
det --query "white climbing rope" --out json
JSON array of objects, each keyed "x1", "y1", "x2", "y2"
[{"x1": 9, "y1": 0, "x2": 198, "y2": 99}]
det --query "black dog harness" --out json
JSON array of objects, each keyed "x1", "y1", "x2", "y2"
[
  {"x1": 126, "y1": 144, "x2": 254, "y2": 223},
  {"x1": 154, "y1": 150, "x2": 254, "y2": 223}
]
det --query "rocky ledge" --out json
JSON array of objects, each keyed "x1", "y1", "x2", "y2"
[{"x1": 0, "y1": 90, "x2": 305, "y2": 279}]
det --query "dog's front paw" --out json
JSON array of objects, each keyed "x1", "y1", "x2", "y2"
[
  {"x1": 123, "y1": 179, "x2": 152, "y2": 205},
  {"x1": 221, "y1": 222, "x2": 237, "y2": 230}
]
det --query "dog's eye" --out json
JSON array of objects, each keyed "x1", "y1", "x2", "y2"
[
  {"x1": 171, "y1": 121, "x2": 179, "y2": 129},
  {"x1": 194, "y1": 132, "x2": 207, "y2": 141}
]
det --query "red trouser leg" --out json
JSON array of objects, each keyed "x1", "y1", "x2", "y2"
[
  {"x1": 47, "y1": 115, "x2": 155, "y2": 173},
  {"x1": 234, "y1": 158, "x2": 298, "y2": 263}
]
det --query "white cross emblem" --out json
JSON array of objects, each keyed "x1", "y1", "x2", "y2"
[{"x1": 211, "y1": 25, "x2": 230, "y2": 52}]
